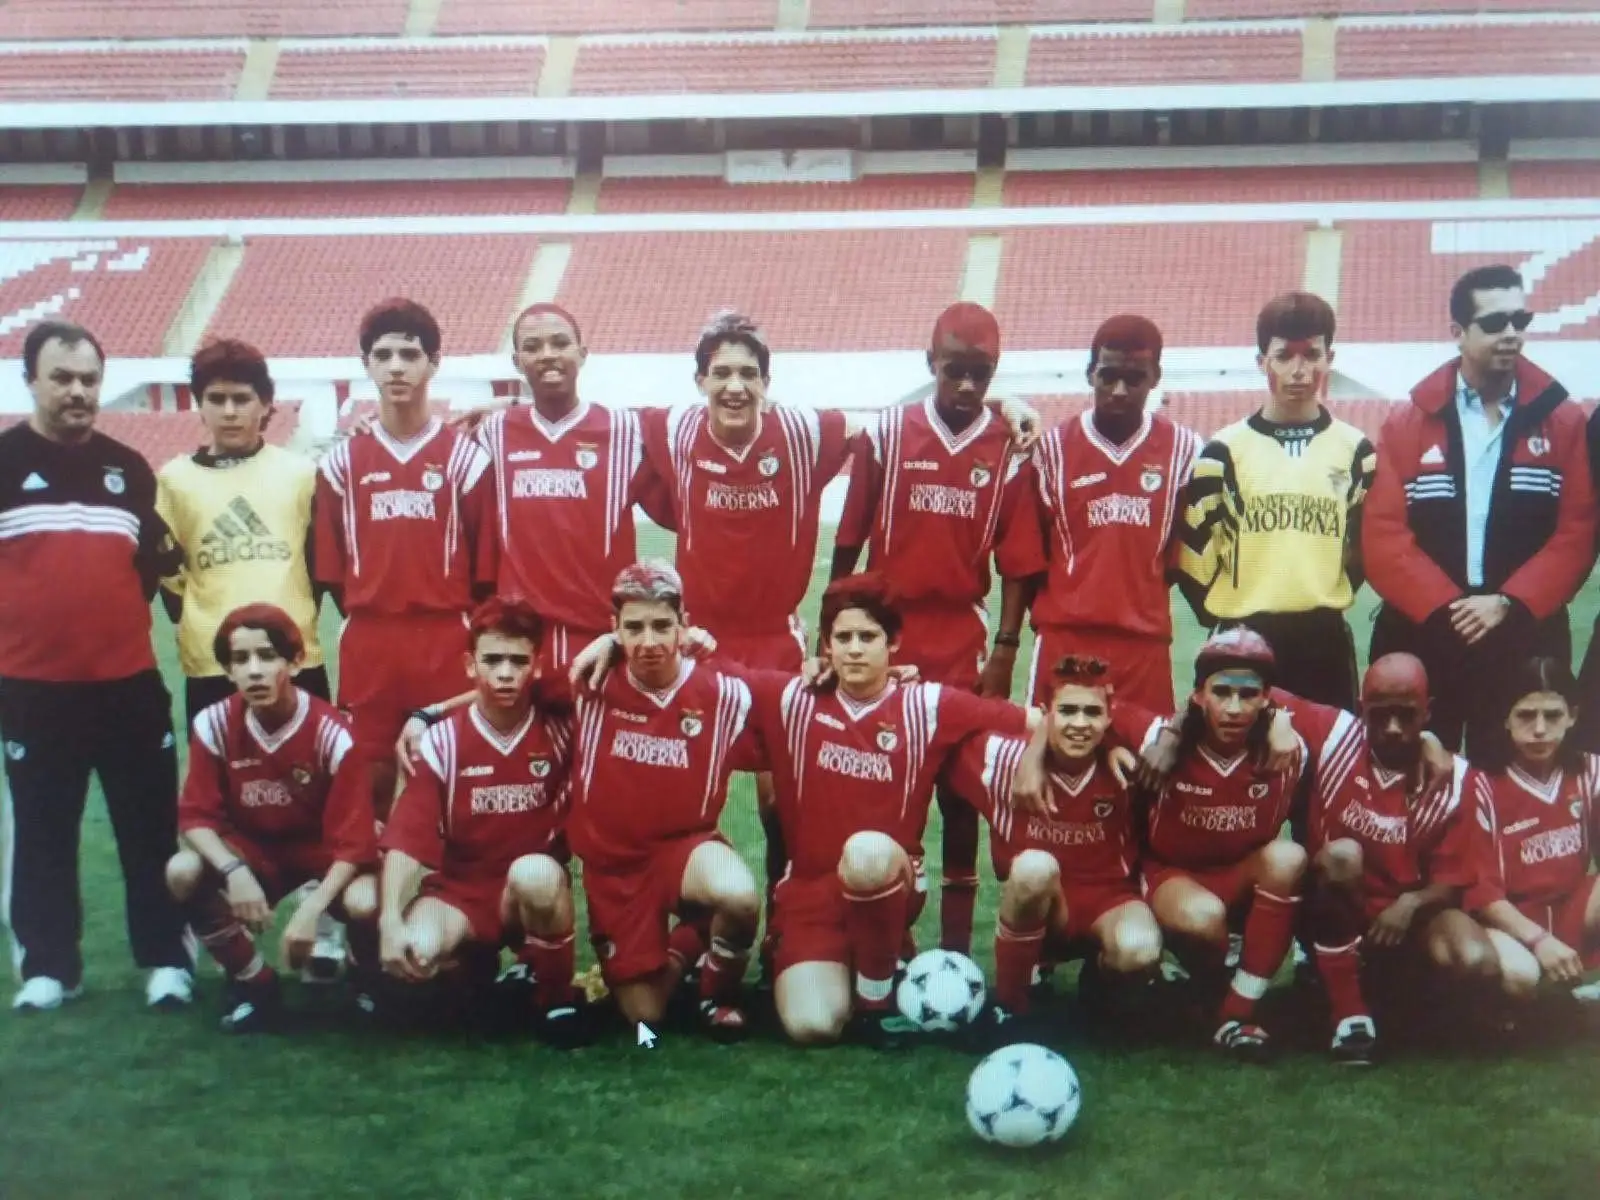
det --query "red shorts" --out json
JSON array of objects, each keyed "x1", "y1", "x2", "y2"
[
  {"x1": 1029, "y1": 624, "x2": 1173, "y2": 713},
  {"x1": 339, "y1": 611, "x2": 470, "y2": 763},
  {"x1": 896, "y1": 602, "x2": 988, "y2": 690},
  {"x1": 208, "y1": 835, "x2": 331, "y2": 906},
  {"x1": 1056, "y1": 880, "x2": 1145, "y2": 943},
  {"x1": 1515, "y1": 875, "x2": 1600, "y2": 961},
  {"x1": 1142, "y1": 860, "x2": 1257, "y2": 913},
  {"x1": 711, "y1": 616, "x2": 806, "y2": 672},
  {"x1": 585, "y1": 833, "x2": 719, "y2": 985},
  {"x1": 413, "y1": 870, "x2": 511, "y2": 946},
  {"x1": 538, "y1": 622, "x2": 609, "y2": 679},
  {"x1": 768, "y1": 860, "x2": 929, "y2": 976}
]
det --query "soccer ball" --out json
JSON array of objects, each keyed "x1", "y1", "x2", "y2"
[
  {"x1": 895, "y1": 949, "x2": 986, "y2": 1031},
  {"x1": 965, "y1": 1043, "x2": 1082, "y2": 1148}
]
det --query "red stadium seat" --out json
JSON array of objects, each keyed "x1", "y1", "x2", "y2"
[
  {"x1": 435, "y1": 0, "x2": 778, "y2": 35},
  {"x1": 555, "y1": 230, "x2": 969, "y2": 352},
  {"x1": 204, "y1": 235, "x2": 540, "y2": 356},
  {"x1": 1188, "y1": 0, "x2": 1598, "y2": 17},
  {"x1": 1336, "y1": 20, "x2": 1600, "y2": 79},
  {"x1": 0, "y1": 48, "x2": 245, "y2": 101},
  {"x1": 570, "y1": 34, "x2": 997, "y2": 95},
  {"x1": 1509, "y1": 162, "x2": 1600, "y2": 199},
  {"x1": 1027, "y1": 28, "x2": 1304, "y2": 86},
  {"x1": 0, "y1": 0, "x2": 408, "y2": 37},
  {"x1": 0, "y1": 187, "x2": 82, "y2": 221},
  {"x1": 1004, "y1": 165, "x2": 1480, "y2": 206},
  {"x1": 595, "y1": 175, "x2": 976, "y2": 213},
  {"x1": 101, "y1": 181, "x2": 572, "y2": 220},
  {"x1": 271, "y1": 44, "x2": 547, "y2": 100},
  {"x1": 807, "y1": 0, "x2": 1153, "y2": 25}
]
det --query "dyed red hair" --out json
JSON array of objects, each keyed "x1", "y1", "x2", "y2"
[
  {"x1": 359, "y1": 297, "x2": 442, "y2": 359},
  {"x1": 512, "y1": 302, "x2": 583, "y2": 346},
  {"x1": 212, "y1": 603, "x2": 304, "y2": 669},
  {"x1": 611, "y1": 560, "x2": 685, "y2": 615},
  {"x1": 1050, "y1": 654, "x2": 1113, "y2": 693},
  {"x1": 819, "y1": 572, "x2": 903, "y2": 643},
  {"x1": 190, "y1": 338, "x2": 274, "y2": 405},
  {"x1": 1089, "y1": 314, "x2": 1163, "y2": 370},
  {"x1": 468, "y1": 595, "x2": 543, "y2": 651},
  {"x1": 930, "y1": 302, "x2": 1000, "y2": 362},
  {"x1": 1256, "y1": 292, "x2": 1336, "y2": 354}
]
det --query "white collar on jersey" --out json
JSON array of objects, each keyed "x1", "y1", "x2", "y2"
[
  {"x1": 469, "y1": 704, "x2": 537, "y2": 755},
  {"x1": 837, "y1": 678, "x2": 899, "y2": 723},
  {"x1": 1371, "y1": 762, "x2": 1410, "y2": 793},
  {"x1": 370, "y1": 415, "x2": 443, "y2": 464},
  {"x1": 1050, "y1": 761, "x2": 1097, "y2": 797},
  {"x1": 625, "y1": 657, "x2": 696, "y2": 708},
  {"x1": 1078, "y1": 407, "x2": 1153, "y2": 465},
  {"x1": 704, "y1": 410, "x2": 765, "y2": 463},
  {"x1": 1507, "y1": 762, "x2": 1565, "y2": 805},
  {"x1": 245, "y1": 690, "x2": 310, "y2": 756},
  {"x1": 527, "y1": 399, "x2": 589, "y2": 442},
  {"x1": 923, "y1": 395, "x2": 992, "y2": 457},
  {"x1": 1195, "y1": 741, "x2": 1249, "y2": 777}
]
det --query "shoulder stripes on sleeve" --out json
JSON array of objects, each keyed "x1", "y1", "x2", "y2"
[{"x1": 194, "y1": 701, "x2": 230, "y2": 758}]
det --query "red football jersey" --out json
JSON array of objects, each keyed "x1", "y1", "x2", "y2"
[
  {"x1": 642, "y1": 405, "x2": 852, "y2": 638},
  {"x1": 836, "y1": 398, "x2": 1046, "y2": 606},
  {"x1": 382, "y1": 703, "x2": 573, "y2": 877},
  {"x1": 1031, "y1": 409, "x2": 1200, "y2": 639},
  {"x1": 478, "y1": 402, "x2": 651, "y2": 634},
  {"x1": 946, "y1": 735, "x2": 1137, "y2": 888},
  {"x1": 568, "y1": 658, "x2": 757, "y2": 869},
  {"x1": 180, "y1": 690, "x2": 374, "y2": 865},
  {"x1": 1469, "y1": 755, "x2": 1600, "y2": 909},
  {"x1": 1287, "y1": 695, "x2": 1476, "y2": 903},
  {"x1": 315, "y1": 418, "x2": 492, "y2": 616},
  {"x1": 743, "y1": 674, "x2": 1029, "y2": 879}
]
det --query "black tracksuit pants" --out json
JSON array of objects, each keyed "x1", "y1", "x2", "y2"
[{"x1": 1, "y1": 669, "x2": 189, "y2": 986}]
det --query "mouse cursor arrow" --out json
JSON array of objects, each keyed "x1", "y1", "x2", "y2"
[{"x1": 637, "y1": 1022, "x2": 658, "y2": 1049}]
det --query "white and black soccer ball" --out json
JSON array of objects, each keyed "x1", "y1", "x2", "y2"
[
  {"x1": 895, "y1": 949, "x2": 986, "y2": 1031},
  {"x1": 966, "y1": 1043, "x2": 1081, "y2": 1148}
]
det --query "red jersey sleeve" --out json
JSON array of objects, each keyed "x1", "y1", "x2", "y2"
[
  {"x1": 932, "y1": 685, "x2": 1029, "y2": 752},
  {"x1": 312, "y1": 467, "x2": 347, "y2": 588},
  {"x1": 815, "y1": 409, "x2": 858, "y2": 484},
  {"x1": 1463, "y1": 769, "x2": 1505, "y2": 911},
  {"x1": 320, "y1": 725, "x2": 378, "y2": 866},
  {"x1": 1109, "y1": 701, "x2": 1166, "y2": 752},
  {"x1": 460, "y1": 451, "x2": 497, "y2": 588},
  {"x1": 993, "y1": 456, "x2": 1049, "y2": 580},
  {"x1": 834, "y1": 437, "x2": 881, "y2": 551},
  {"x1": 1422, "y1": 795, "x2": 1476, "y2": 891},
  {"x1": 178, "y1": 729, "x2": 232, "y2": 837},
  {"x1": 381, "y1": 735, "x2": 448, "y2": 868}
]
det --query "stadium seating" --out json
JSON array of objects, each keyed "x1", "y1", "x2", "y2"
[
  {"x1": 595, "y1": 175, "x2": 978, "y2": 212},
  {"x1": 100, "y1": 181, "x2": 573, "y2": 220},
  {"x1": 1003, "y1": 164, "x2": 1481, "y2": 206},
  {"x1": 555, "y1": 230, "x2": 970, "y2": 352},
  {"x1": 271, "y1": 44, "x2": 547, "y2": 99},
  {"x1": 806, "y1": 0, "x2": 1155, "y2": 25},
  {"x1": 1336, "y1": 19, "x2": 1600, "y2": 79},
  {"x1": 0, "y1": 0, "x2": 408, "y2": 38},
  {"x1": 0, "y1": 238, "x2": 214, "y2": 359},
  {"x1": 0, "y1": 406, "x2": 297, "y2": 466},
  {"x1": 1026, "y1": 28, "x2": 1304, "y2": 86},
  {"x1": 569, "y1": 33, "x2": 998, "y2": 95},
  {"x1": 994, "y1": 224, "x2": 1306, "y2": 349},
  {"x1": 1510, "y1": 162, "x2": 1600, "y2": 198},
  {"x1": 435, "y1": 0, "x2": 779, "y2": 35},
  {"x1": 204, "y1": 235, "x2": 540, "y2": 355},
  {"x1": 0, "y1": 187, "x2": 82, "y2": 221},
  {"x1": 1187, "y1": 0, "x2": 1596, "y2": 17},
  {"x1": 0, "y1": 47, "x2": 246, "y2": 101}
]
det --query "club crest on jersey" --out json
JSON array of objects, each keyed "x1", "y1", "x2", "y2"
[
  {"x1": 103, "y1": 468, "x2": 125, "y2": 495},
  {"x1": 1248, "y1": 782, "x2": 1270, "y2": 800},
  {"x1": 1139, "y1": 466, "x2": 1162, "y2": 493},
  {"x1": 529, "y1": 757, "x2": 551, "y2": 778},
  {"x1": 1093, "y1": 800, "x2": 1115, "y2": 819},
  {"x1": 681, "y1": 712, "x2": 703, "y2": 738},
  {"x1": 575, "y1": 445, "x2": 599, "y2": 471},
  {"x1": 290, "y1": 765, "x2": 313, "y2": 788},
  {"x1": 970, "y1": 463, "x2": 992, "y2": 488},
  {"x1": 876, "y1": 726, "x2": 899, "y2": 752},
  {"x1": 1528, "y1": 436, "x2": 1550, "y2": 458},
  {"x1": 758, "y1": 452, "x2": 781, "y2": 478},
  {"x1": 421, "y1": 466, "x2": 445, "y2": 492}
]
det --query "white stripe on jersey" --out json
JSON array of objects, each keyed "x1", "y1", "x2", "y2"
[
  {"x1": 315, "y1": 713, "x2": 353, "y2": 775},
  {"x1": 779, "y1": 676, "x2": 817, "y2": 805},
  {"x1": 420, "y1": 721, "x2": 460, "y2": 837},
  {"x1": 981, "y1": 733, "x2": 1027, "y2": 845},
  {"x1": 194, "y1": 700, "x2": 229, "y2": 758},
  {"x1": 876, "y1": 406, "x2": 904, "y2": 555},
  {"x1": 606, "y1": 409, "x2": 641, "y2": 559},
  {"x1": 705, "y1": 674, "x2": 754, "y2": 818},
  {"x1": 900, "y1": 682, "x2": 939, "y2": 822},
  {"x1": 1314, "y1": 708, "x2": 1366, "y2": 805},
  {"x1": 0, "y1": 503, "x2": 140, "y2": 545},
  {"x1": 776, "y1": 407, "x2": 818, "y2": 546}
]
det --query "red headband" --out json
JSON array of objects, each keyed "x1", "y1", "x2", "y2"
[{"x1": 931, "y1": 302, "x2": 1000, "y2": 362}]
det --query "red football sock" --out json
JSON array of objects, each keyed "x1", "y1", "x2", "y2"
[
  {"x1": 699, "y1": 935, "x2": 751, "y2": 1007},
  {"x1": 667, "y1": 920, "x2": 707, "y2": 975},
  {"x1": 1315, "y1": 938, "x2": 1369, "y2": 1027},
  {"x1": 520, "y1": 931, "x2": 577, "y2": 1010},
  {"x1": 994, "y1": 920, "x2": 1046, "y2": 1016},
  {"x1": 938, "y1": 790, "x2": 981, "y2": 954},
  {"x1": 187, "y1": 891, "x2": 263, "y2": 979},
  {"x1": 1219, "y1": 888, "x2": 1301, "y2": 1023},
  {"x1": 845, "y1": 877, "x2": 911, "y2": 1011}
]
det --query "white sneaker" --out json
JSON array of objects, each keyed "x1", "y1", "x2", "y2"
[
  {"x1": 12, "y1": 976, "x2": 83, "y2": 1012},
  {"x1": 146, "y1": 967, "x2": 194, "y2": 1009}
]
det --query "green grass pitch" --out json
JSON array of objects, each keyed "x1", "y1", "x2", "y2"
[{"x1": 2, "y1": 527, "x2": 1598, "y2": 1200}]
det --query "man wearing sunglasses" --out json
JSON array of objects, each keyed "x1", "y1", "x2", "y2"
[{"x1": 1365, "y1": 264, "x2": 1595, "y2": 759}]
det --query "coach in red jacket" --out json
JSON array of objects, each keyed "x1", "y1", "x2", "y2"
[{"x1": 1364, "y1": 265, "x2": 1595, "y2": 760}]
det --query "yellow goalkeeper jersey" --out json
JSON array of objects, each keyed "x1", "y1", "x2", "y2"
[
  {"x1": 155, "y1": 443, "x2": 322, "y2": 678},
  {"x1": 1176, "y1": 407, "x2": 1376, "y2": 619}
]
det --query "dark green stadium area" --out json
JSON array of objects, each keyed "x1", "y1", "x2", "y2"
[{"x1": 2, "y1": 528, "x2": 1597, "y2": 1200}]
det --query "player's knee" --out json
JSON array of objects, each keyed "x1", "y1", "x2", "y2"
[
  {"x1": 1166, "y1": 894, "x2": 1228, "y2": 943},
  {"x1": 1006, "y1": 851, "x2": 1060, "y2": 905},
  {"x1": 780, "y1": 1003, "x2": 849, "y2": 1046},
  {"x1": 1313, "y1": 839, "x2": 1364, "y2": 888},
  {"x1": 838, "y1": 831, "x2": 900, "y2": 892},
  {"x1": 1257, "y1": 839, "x2": 1308, "y2": 890},
  {"x1": 165, "y1": 850, "x2": 203, "y2": 900},
  {"x1": 340, "y1": 874, "x2": 379, "y2": 922},
  {"x1": 1103, "y1": 922, "x2": 1163, "y2": 974},
  {"x1": 506, "y1": 854, "x2": 567, "y2": 912},
  {"x1": 616, "y1": 985, "x2": 669, "y2": 1027}
]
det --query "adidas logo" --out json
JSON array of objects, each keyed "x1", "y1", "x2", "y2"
[
  {"x1": 1420, "y1": 444, "x2": 1445, "y2": 466},
  {"x1": 195, "y1": 496, "x2": 291, "y2": 571},
  {"x1": 21, "y1": 472, "x2": 46, "y2": 491}
]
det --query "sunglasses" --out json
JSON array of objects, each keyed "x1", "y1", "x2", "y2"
[
  {"x1": 1095, "y1": 366, "x2": 1150, "y2": 388},
  {"x1": 941, "y1": 362, "x2": 993, "y2": 385},
  {"x1": 1472, "y1": 310, "x2": 1534, "y2": 334}
]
